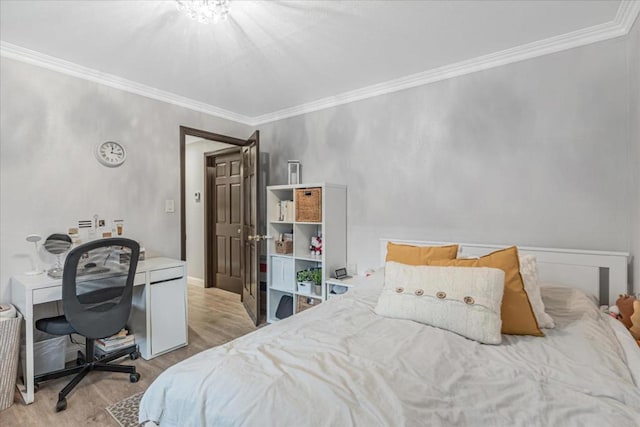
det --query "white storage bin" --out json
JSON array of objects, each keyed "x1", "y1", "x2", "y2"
[
  {"x1": 21, "y1": 335, "x2": 66, "y2": 377},
  {"x1": 271, "y1": 257, "x2": 295, "y2": 292},
  {"x1": 297, "y1": 281, "x2": 312, "y2": 295}
]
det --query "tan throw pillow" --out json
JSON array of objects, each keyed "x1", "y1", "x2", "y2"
[
  {"x1": 427, "y1": 246, "x2": 543, "y2": 336},
  {"x1": 385, "y1": 242, "x2": 458, "y2": 265},
  {"x1": 376, "y1": 262, "x2": 505, "y2": 344}
]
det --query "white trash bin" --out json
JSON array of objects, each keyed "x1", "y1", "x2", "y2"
[{"x1": 21, "y1": 335, "x2": 67, "y2": 378}]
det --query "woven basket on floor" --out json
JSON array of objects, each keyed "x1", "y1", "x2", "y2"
[{"x1": 0, "y1": 313, "x2": 22, "y2": 411}]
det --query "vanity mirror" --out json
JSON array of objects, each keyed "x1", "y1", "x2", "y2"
[{"x1": 44, "y1": 233, "x2": 72, "y2": 278}]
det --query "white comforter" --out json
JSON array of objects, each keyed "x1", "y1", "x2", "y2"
[{"x1": 140, "y1": 280, "x2": 640, "y2": 426}]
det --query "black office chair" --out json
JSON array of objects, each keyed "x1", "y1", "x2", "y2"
[{"x1": 34, "y1": 238, "x2": 141, "y2": 412}]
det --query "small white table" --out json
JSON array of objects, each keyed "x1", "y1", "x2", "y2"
[
  {"x1": 10, "y1": 257, "x2": 188, "y2": 404},
  {"x1": 325, "y1": 275, "x2": 372, "y2": 298}
]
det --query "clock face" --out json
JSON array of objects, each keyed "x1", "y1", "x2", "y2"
[{"x1": 96, "y1": 141, "x2": 126, "y2": 167}]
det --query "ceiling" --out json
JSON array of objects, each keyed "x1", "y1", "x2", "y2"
[{"x1": 0, "y1": 1, "x2": 636, "y2": 124}]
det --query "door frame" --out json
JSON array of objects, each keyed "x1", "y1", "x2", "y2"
[
  {"x1": 180, "y1": 126, "x2": 247, "y2": 263},
  {"x1": 203, "y1": 146, "x2": 242, "y2": 289}
]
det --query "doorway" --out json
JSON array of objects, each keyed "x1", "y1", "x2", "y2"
[{"x1": 180, "y1": 126, "x2": 262, "y2": 325}]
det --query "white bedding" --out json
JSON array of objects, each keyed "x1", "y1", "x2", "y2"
[{"x1": 140, "y1": 276, "x2": 640, "y2": 426}]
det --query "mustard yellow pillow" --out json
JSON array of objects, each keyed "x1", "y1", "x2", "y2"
[
  {"x1": 427, "y1": 246, "x2": 543, "y2": 337},
  {"x1": 385, "y1": 242, "x2": 459, "y2": 265}
]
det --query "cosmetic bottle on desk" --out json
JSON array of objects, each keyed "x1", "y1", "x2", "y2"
[
  {"x1": 113, "y1": 220, "x2": 124, "y2": 236},
  {"x1": 68, "y1": 228, "x2": 81, "y2": 247}
]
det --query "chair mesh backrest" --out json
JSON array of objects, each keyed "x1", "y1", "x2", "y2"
[{"x1": 62, "y1": 238, "x2": 139, "y2": 339}]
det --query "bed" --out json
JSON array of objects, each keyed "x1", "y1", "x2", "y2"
[{"x1": 139, "y1": 240, "x2": 640, "y2": 426}]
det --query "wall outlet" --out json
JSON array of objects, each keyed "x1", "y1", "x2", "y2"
[{"x1": 165, "y1": 199, "x2": 175, "y2": 213}]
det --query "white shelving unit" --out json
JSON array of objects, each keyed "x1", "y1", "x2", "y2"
[{"x1": 266, "y1": 183, "x2": 347, "y2": 323}]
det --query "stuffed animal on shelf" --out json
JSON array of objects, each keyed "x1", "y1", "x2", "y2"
[
  {"x1": 615, "y1": 294, "x2": 640, "y2": 342},
  {"x1": 310, "y1": 235, "x2": 322, "y2": 257}
]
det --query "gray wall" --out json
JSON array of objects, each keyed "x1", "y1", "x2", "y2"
[
  {"x1": 2, "y1": 23, "x2": 638, "y2": 302},
  {"x1": 259, "y1": 32, "x2": 637, "y2": 289},
  {"x1": 0, "y1": 57, "x2": 251, "y2": 302},
  {"x1": 631, "y1": 19, "x2": 640, "y2": 293}
]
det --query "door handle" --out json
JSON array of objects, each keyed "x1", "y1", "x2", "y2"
[{"x1": 237, "y1": 228, "x2": 241, "y2": 234}]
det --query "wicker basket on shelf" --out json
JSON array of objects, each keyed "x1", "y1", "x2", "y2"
[
  {"x1": 295, "y1": 188, "x2": 322, "y2": 222},
  {"x1": 275, "y1": 240, "x2": 293, "y2": 254},
  {"x1": 296, "y1": 295, "x2": 322, "y2": 313}
]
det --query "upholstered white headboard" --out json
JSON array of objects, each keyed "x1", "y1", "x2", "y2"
[{"x1": 380, "y1": 239, "x2": 630, "y2": 305}]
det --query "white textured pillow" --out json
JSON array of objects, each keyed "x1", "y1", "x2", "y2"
[
  {"x1": 375, "y1": 262, "x2": 505, "y2": 344},
  {"x1": 519, "y1": 254, "x2": 555, "y2": 329}
]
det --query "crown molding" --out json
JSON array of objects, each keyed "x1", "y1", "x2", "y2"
[
  {"x1": 1, "y1": 1, "x2": 638, "y2": 127},
  {"x1": 0, "y1": 41, "x2": 253, "y2": 125},
  {"x1": 616, "y1": 0, "x2": 640, "y2": 29},
  {"x1": 251, "y1": 0, "x2": 640, "y2": 125}
]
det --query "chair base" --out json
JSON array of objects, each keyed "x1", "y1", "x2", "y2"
[{"x1": 34, "y1": 339, "x2": 140, "y2": 412}]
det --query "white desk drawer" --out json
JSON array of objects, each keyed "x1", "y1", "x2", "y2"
[
  {"x1": 149, "y1": 267, "x2": 184, "y2": 284},
  {"x1": 134, "y1": 272, "x2": 146, "y2": 286},
  {"x1": 33, "y1": 286, "x2": 62, "y2": 305},
  {"x1": 33, "y1": 273, "x2": 146, "y2": 305}
]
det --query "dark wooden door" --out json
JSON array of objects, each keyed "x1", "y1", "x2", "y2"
[
  {"x1": 241, "y1": 131, "x2": 260, "y2": 325},
  {"x1": 213, "y1": 151, "x2": 242, "y2": 294}
]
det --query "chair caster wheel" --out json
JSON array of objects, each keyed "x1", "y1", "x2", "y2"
[
  {"x1": 130, "y1": 373, "x2": 140, "y2": 383},
  {"x1": 129, "y1": 351, "x2": 141, "y2": 360},
  {"x1": 56, "y1": 398, "x2": 67, "y2": 412}
]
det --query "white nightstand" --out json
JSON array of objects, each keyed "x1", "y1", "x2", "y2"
[{"x1": 325, "y1": 275, "x2": 370, "y2": 299}]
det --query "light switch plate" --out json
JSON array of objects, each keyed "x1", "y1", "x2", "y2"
[{"x1": 165, "y1": 199, "x2": 175, "y2": 213}]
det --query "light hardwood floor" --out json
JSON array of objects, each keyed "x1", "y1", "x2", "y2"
[{"x1": 1, "y1": 286, "x2": 258, "y2": 427}]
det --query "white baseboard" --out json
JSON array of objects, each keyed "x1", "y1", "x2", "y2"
[{"x1": 187, "y1": 276, "x2": 205, "y2": 287}]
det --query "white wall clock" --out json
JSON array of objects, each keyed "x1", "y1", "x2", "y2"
[{"x1": 95, "y1": 141, "x2": 126, "y2": 167}]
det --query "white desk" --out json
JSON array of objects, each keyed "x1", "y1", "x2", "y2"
[{"x1": 10, "y1": 257, "x2": 188, "y2": 404}]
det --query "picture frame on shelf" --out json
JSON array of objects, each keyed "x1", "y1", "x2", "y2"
[{"x1": 287, "y1": 160, "x2": 300, "y2": 185}]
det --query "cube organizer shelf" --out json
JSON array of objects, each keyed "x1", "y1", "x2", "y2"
[{"x1": 266, "y1": 183, "x2": 347, "y2": 323}]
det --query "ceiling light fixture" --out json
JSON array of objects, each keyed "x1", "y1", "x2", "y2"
[{"x1": 176, "y1": 0, "x2": 231, "y2": 24}]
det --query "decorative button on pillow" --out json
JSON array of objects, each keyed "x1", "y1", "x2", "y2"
[{"x1": 375, "y1": 262, "x2": 505, "y2": 344}]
